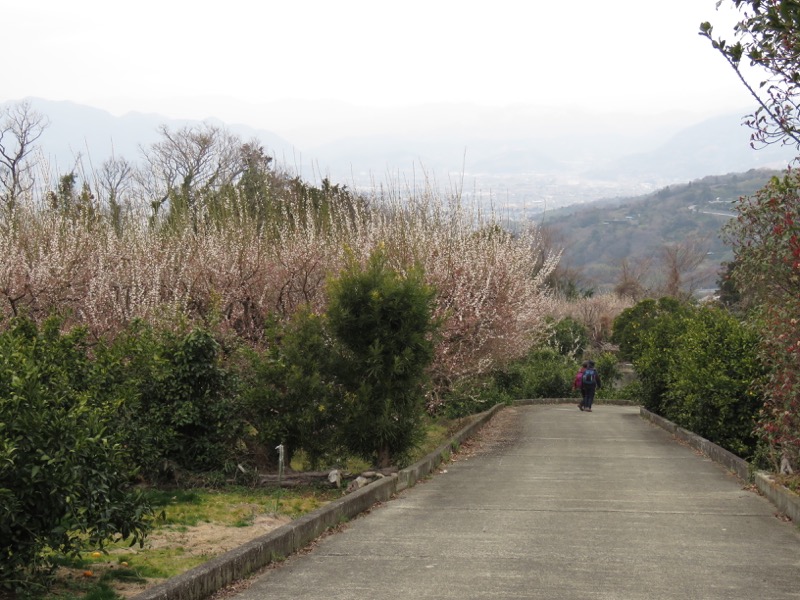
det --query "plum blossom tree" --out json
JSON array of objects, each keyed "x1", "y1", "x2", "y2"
[{"x1": 0, "y1": 101, "x2": 48, "y2": 213}]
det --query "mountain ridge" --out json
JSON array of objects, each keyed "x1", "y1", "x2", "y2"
[{"x1": 3, "y1": 97, "x2": 797, "y2": 209}]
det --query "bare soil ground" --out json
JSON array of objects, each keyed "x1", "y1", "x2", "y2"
[
  {"x1": 142, "y1": 513, "x2": 292, "y2": 557},
  {"x1": 57, "y1": 408, "x2": 520, "y2": 599},
  {"x1": 54, "y1": 513, "x2": 294, "y2": 597},
  {"x1": 127, "y1": 514, "x2": 292, "y2": 597}
]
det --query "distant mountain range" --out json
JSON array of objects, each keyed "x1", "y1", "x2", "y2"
[
  {"x1": 16, "y1": 99, "x2": 295, "y2": 174},
  {"x1": 5, "y1": 97, "x2": 798, "y2": 209}
]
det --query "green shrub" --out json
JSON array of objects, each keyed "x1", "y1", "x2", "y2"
[
  {"x1": 622, "y1": 298, "x2": 764, "y2": 458},
  {"x1": 593, "y1": 352, "x2": 619, "y2": 384},
  {"x1": 614, "y1": 380, "x2": 644, "y2": 402},
  {"x1": 0, "y1": 318, "x2": 152, "y2": 592},
  {"x1": 93, "y1": 323, "x2": 243, "y2": 480},
  {"x1": 722, "y1": 170, "x2": 800, "y2": 470},
  {"x1": 327, "y1": 249, "x2": 437, "y2": 468},
  {"x1": 622, "y1": 298, "x2": 692, "y2": 413},
  {"x1": 611, "y1": 297, "x2": 685, "y2": 362},
  {"x1": 591, "y1": 351, "x2": 621, "y2": 398},
  {"x1": 238, "y1": 309, "x2": 341, "y2": 471},
  {"x1": 548, "y1": 317, "x2": 588, "y2": 357},
  {"x1": 501, "y1": 348, "x2": 579, "y2": 399},
  {"x1": 439, "y1": 374, "x2": 513, "y2": 419},
  {"x1": 662, "y1": 306, "x2": 763, "y2": 458}
]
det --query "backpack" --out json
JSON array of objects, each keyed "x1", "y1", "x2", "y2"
[
  {"x1": 573, "y1": 370, "x2": 584, "y2": 389},
  {"x1": 582, "y1": 368, "x2": 597, "y2": 386}
]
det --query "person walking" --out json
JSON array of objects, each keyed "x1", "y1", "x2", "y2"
[
  {"x1": 574, "y1": 361, "x2": 588, "y2": 411},
  {"x1": 580, "y1": 360, "x2": 601, "y2": 412}
]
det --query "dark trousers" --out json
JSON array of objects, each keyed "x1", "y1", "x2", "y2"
[{"x1": 583, "y1": 385, "x2": 597, "y2": 408}]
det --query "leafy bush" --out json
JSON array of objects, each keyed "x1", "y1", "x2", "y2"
[
  {"x1": 438, "y1": 373, "x2": 514, "y2": 419},
  {"x1": 238, "y1": 310, "x2": 341, "y2": 470},
  {"x1": 622, "y1": 299, "x2": 764, "y2": 458},
  {"x1": 614, "y1": 380, "x2": 644, "y2": 402},
  {"x1": 92, "y1": 323, "x2": 243, "y2": 480},
  {"x1": 592, "y1": 351, "x2": 621, "y2": 398},
  {"x1": 327, "y1": 249, "x2": 437, "y2": 468},
  {"x1": 500, "y1": 348, "x2": 579, "y2": 399},
  {"x1": 149, "y1": 328, "x2": 242, "y2": 473},
  {"x1": 613, "y1": 298, "x2": 690, "y2": 412},
  {"x1": 612, "y1": 297, "x2": 683, "y2": 361},
  {"x1": 0, "y1": 318, "x2": 152, "y2": 592},
  {"x1": 722, "y1": 170, "x2": 800, "y2": 470},
  {"x1": 662, "y1": 306, "x2": 763, "y2": 457},
  {"x1": 548, "y1": 317, "x2": 588, "y2": 357}
]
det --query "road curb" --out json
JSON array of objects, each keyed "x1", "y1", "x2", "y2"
[
  {"x1": 516, "y1": 397, "x2": 638, "y2": 406},
  {"x1": 131, "y1": 403, "x2": 505, "y2": 600},
  {"x1": 397, "y1": 403, "x2": 504, "y2": 491},
  {"x1": 640, "y1": 407, "x2": 800, "y2": 523}
]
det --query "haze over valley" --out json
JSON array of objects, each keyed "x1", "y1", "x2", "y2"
[{"x1": 15, "y1": 97, "x2": 796, "y2": 218}]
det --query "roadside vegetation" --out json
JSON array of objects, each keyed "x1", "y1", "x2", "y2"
[
  {"x1": 44, "y1": 486, "x2": 339, "y2": 598},
  {"x1": 4, "y1": 1, "x2": 800, "y2": 594},
  {"x1": 0, "y1": 99, "x2": 796, "y2": 595},
  {"x1": 0, "y1": 101, "x2": 571, "y2": 595},
  {"x1": 37, "y1": 422, "x2": 468, "y2": 600}
]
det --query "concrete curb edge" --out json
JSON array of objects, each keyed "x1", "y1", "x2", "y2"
[
  {"x1": 131, "y1": 403, "x2": 505, "y2": 600},
  {"x1": 396, "y1": 402, "x2": 504, "y2": 492},
  {"x1": 639, "y1": 407, "x2": 800, "y2": 524},
  {"x1": 515, "y1": 397, "x2": 638, "y2": 406}
]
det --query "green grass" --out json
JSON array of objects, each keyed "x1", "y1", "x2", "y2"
[
  {"x1": 100, "y1": 566, "x2": 149, "y2": 584},
  {"x1": 82, "y1": 584, "x2": 119, "y2": 600},
  {"x1": 409, "y1": 417, "x2": 467, "y2": 463},
  {"x1": 104, "y1": 548, "x2": 205, "y2": 579},
  {"x1": 140, "y1": 485, "x2": 337, "y2": 528},
  {"x1": 38, "y1": 484, "x2": 343, "y2": 600},
  {"x1": 51, "y1": 555, "x2": 91, "y2": 570},
  {"x1": 42, "y1": 416, "x2": 467, "y2": 600}
]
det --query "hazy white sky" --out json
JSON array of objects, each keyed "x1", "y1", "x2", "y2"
[{"x1": 3, "y1": 0, "x2": 752, "y2": 121}]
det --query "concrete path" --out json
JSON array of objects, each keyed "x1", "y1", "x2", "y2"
[{"x1": 233, "y1": 404, "x2": 800, "y2": 599}]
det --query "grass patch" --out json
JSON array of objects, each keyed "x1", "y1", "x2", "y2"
[
  {"x1": 289, "y1": 451, "x2": 371, "y2": 474},
  {"x1": 106, "y1": 548, "x2": 205, "y2": 579},
  {"x1": 775, "y1": 473, "x2": 800, "y2": 493},
  {"x1": 101, "y1": 557, "x2": 167, "y2": 580},
  {"x1": 407, "y1": 417, "x2": 468, "y2": 464},
  {"x1": 42, "y1": 416, "x2": 469, "y2": 600},
  {"x1": 41, "y1": 484, "x2": 342, "y2": 600},
  {"x1": 144, "y1": 489, "x2": 203, "y2": 507},
  {"x1": 101, "y1": 566, "x2": 149, "y2": 584},
  {"x1": 82, "y1": 584, "x2": 119, "y2": 600},
  {"x1": 139, "y1": 485, "x2": 337, "y2": 528},
  {"x1": 52, "y1": 555, "x2": 91, "y2": 570}
]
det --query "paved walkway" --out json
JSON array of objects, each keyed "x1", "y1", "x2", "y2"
[{"x1": 233, "y1": 404, "x2": 800, "y2": 599}]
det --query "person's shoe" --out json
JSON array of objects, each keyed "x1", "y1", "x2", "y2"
[
  {"x1": 578, "y1": 404, "x2": 584, "y2": 411},
  {"x1": 585, "y1": 408, "x2": 592, "y2": 412}
]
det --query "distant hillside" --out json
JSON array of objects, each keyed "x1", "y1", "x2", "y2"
[
  {"x1": 541, "y1": 169, "x2": 780, "y2": 293},
  {"x1": 580, "y1": 113, "x2": 793, "y2": 183}
]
